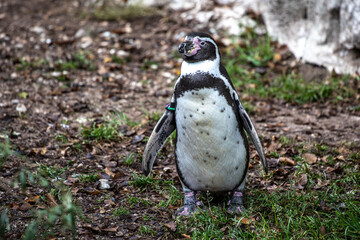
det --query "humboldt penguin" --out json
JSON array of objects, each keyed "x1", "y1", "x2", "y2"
[{"x1": 143, "y1": 32, "x2": 268, "y2": 216}]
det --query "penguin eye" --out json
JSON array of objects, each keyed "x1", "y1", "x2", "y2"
[{"x1": 200, "y1": 41, "x2": 206, "y2": 46}]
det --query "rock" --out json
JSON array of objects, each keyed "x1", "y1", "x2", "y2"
[
  {"x1": 16, "y1": 103, "x2": 27, "y2": 113},
  {"x1": 98, "y1": 179, "x2": 111, "y2": 190},
  {"x1": 75, "y1": 28, "x2": 87, "y2": 39},
  {"x1": 261, "y1": 0, "x2": 360, "y2": 74},
  {"x1": 340, "y1": 0, "x2": 360, "y2": 49},
  {"x1": 30, "y1": 26, "x2": 45, "y2": 34},
  {"x1": 127, "y1": 0, "x2": 170, "y2": 7}
]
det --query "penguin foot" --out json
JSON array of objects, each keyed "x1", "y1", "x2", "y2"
[
  {"x1": 226, "y1": 191, "x2": 245, "y2": 214},
  {"x1": 175, "y1": 191, "x2": 198, "y2": 217},
  {"x1": 175, "y1": 203, "x2": 197, "y2": 216}
]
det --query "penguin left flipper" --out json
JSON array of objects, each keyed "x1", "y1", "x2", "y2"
[
  {"x1": 236, "y1": 99, "x2": 268, "y2": 173},
  {"x1": 142, "y1": 109, "x2": 176, "y2": 176}
]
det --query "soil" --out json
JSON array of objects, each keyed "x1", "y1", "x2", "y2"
[{"x1": 0, "y1": 0, "x2": 359, "y2": 239}]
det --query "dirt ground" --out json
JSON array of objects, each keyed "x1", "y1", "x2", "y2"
[{"x1": 0, "y1": 0, "x2": 359, "y2": 239}]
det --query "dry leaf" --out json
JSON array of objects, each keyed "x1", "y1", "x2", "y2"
[
  {"x1": 299, "y1": 174, "x2": 308, "y2": 186},
  {"x1": 164, "y1": 221, "x2": 176, "y2": 231},
  {"x1": 102, "y1": 226, "x2": 119, "y2": 232},
  {"x1": 273, "y1": 53, "x2": 282, "y2": 62},
  {"x1": 303, "y1": 153, "x2": 317, "y2": 164},
  {"x1": 279, "y1": 157, "x2": 296, "y2": 166},
  {"x1": 181, "y1": 234, "x2": 191, "y2": 239},
  {"x1": 240, "y1": 217, "x2": 255, "y2": 224},
  {"x1": 45, "y1": 193, "x2": 58, "y2": 206},
  {"x1": 320, "y1": 225, "x2": 326, "y2": 235},
  {"x1": 105, "y1": 167, "x2": 115, "y2": 178}
]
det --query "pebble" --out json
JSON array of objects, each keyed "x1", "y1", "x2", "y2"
[
  {"x1": 16, "y1": 103, "x2": 27, "y2": 113},
  {"x1": 98, "y1": 179, "x2": 111, "y2": 190}
]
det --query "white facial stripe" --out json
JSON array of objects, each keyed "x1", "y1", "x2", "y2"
[{"x1": 197, "y1": 37, "x2": 220, "y2": 60}]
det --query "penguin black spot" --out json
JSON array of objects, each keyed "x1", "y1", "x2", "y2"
[
  {"x1": 237, "y1": 141, "x2": 240, "y2": 144},
  {"x1": 214, "y1": 156, "x2": 217, "y2": 160},
  {"x1": 220, "y1": 108, "x2": 225, "y2": 113},
  {"x1": 196, "y1": 123, "x2": 199, "y2": 126},
  {"x1": 192, "y1": 92, "x2": 195, "y2": 95},
  {"x1": 183, "y1": 132, "x2": 185, "y2": 136},
  {"x1": 213, "y1": 101, "x2": 216, "y2": 104},
  {"x1": 202, "y1": 111, "x2": 205, "y2": 114},
  {"x1": 182, "y1": 125, "x2": 186, "y2": 129},
  {"x1": 184, "y1": 116, "x2": 187, "y2": 119},
  {"x1": 207, "y1": 132, "x2": 209, "y2": 136},
  {"x1": 202, "y1": 97, "x2": 204, "y2": 100},
  {"x1": 190, "y1": 114, "x2": 193, "y2": 117},
  {"x1": 224, "y1": 136, "x2": 227, "y2": 141},
  {"x1": 196, "y1": 108, "x2": 199, "y2": 111},
  {"x1": 203, "y1": 159, "x2": 207, "y2": 163},
  {"x1": 202, "y1": 102, "x2": 204, "y2": 105},
  {"x1": 235, "y1": 166, "x2": 239, "y2": 170},
  {"x1": 228, "y1": 115, "x2": 231, "y2": 119}
]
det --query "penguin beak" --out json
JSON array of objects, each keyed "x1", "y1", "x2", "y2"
[{"x1": 178, "y1": 38, "x2": 201, "y2": 57}]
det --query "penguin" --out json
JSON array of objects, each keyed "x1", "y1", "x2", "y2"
[{"x1": 143, "y1": 32, "x2": 268, "y2": 216}]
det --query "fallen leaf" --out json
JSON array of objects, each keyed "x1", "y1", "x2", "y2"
[
  {"x1": 273, "y1": 53, "x2": 282, "y2": 62},
  {"x1": 83, "y1": 187, "x2": 101, "y2": 195},
  {"x1": 320, "y1": 226, "x2": 326, "y2": 235},
  {"x1": 298, "y1": 174, "x2": 308, "y2": 186},
  {"x1": 279, "y1": 157, "x2": 296, "y2": 166},
  {"x1": 303, "y1": 153, "x2": 317, "y2": 164},
  {"x1": 45, "y1": 193, "x2": 58, "y2": 206},
  {"x1": 102, "y1": 226, "x2": 119, "y2": 232},
  {"x1": 182, "y1": 234, "x2": 191, "y2": 239},
  {"x1": 164, "y1": 221, "x2": 176, "y2": 231},
  {"x1": 105, "y1": 167, "x2": 115, "y2": 178},
  {"x1": 240, "y1": 217, "x2": 255, "y2": 224}
]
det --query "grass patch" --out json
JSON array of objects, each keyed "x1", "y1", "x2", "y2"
[
  {"x1": 224, "y1": 28, "x2": 357, "y2": 104},
  {"x1": 113, "y1": 206, "x2": 130, "y2": 216},
  {"x1": 78, "y1": 173, "x2": 99, "y2": 183},
  {"x1": 174, "y1": 185, "x2": 360, "y2": 239},
  {"x1": 55, "y1": 51, "x2": 95, "y2": 71},
  {"x1": 79, "y1": 112, "x2": 136, "y2": 142},
  {"x1": 36, "y1": 163, "x2": 67, "y2": 180},
  {"x1": 0, "y1": 137, "x2": 17, "y2": 166}
]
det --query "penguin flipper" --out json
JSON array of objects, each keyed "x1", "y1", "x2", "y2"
[
  {"x1": 236, "y1": 100, "x2": 268, "y2": 173},
  {"x1": 142, "y1": 110, "x2": 176, "y2": 176}
]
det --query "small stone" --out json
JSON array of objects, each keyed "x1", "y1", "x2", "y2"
[
  {"x1": 98, "y1": 179, "x2": 111, "y2": 190},
  {"x1": 75, "y1": 28, "x2": 86, "y2": 38},
  {"x1": 16, "y1": 103, "x2": 27, "y2": 113}
]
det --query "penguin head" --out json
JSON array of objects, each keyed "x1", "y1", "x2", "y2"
[{"x1": 178, "y1": 32, "x2": 220, "y2": 63}]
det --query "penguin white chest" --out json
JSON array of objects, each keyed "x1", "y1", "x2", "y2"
[{"x1": 175, "y1": 88, "x2": 248, "y2": 192}]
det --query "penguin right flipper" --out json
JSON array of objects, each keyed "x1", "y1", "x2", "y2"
[
  {"x1": 142, "y1": 109, "x2": 176, "y2": 176},
  {"x1": 236, "y1": 99, "x2": 268, "y2": 173}
]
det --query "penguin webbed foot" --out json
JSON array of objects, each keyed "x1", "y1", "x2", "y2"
[
  {"x1": 226, "y1": 191, "x2": 245, "y2": 214},
  {"x1": 175, "y1": 191, "x2": 198, "y2": 217}
]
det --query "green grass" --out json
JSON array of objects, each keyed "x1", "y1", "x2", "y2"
[
  {"x1": 0, "y1": 137, "x2": 16, "y2": 166},
  {"x1": 55, "y1": 51, "x2": 95, "y2": 71},
  {"x1": 139, "y1": 225, "x2": 157, "y2": 236},
  {"x1": 113, "y1": 206, "x2": 130, "y2": 216},
  {"x1": 123, "y1": 153, "x2": 136, "y2": 166},
  {"x1": 173, "y1": 185, "x2": 360, "y2": 239},
  {"x1": 79, "y1": 112, "x2": 136, "y2": 142},
  {"x1": 224, "y1": 28, "x2": 357, "y2": 104},
  {"x1": 78, "y1": 173, "x2": 99, "y2": 183},
  {"x1": 36, "y1": 163, "x2": 67, "y2": 180},
  {"x1": 16, "y1": 58, "x2": 48, "y2": 71}
]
